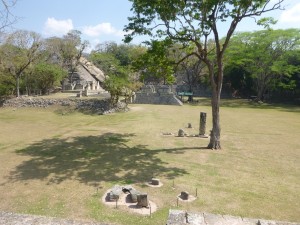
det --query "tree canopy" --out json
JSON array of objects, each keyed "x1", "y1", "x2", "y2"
[
  {"x1": 226, "y1": 28, "x2": 300, "y2": 100},
  {"x1": 90, "y1": 42, "x2": 144, "y2": 105},
  {"x1": 1, "y1": 30, "x2": 42, "y2": 97},
  {"x1": 125, "y1": 0, "x2": 284, "y2": 149}
]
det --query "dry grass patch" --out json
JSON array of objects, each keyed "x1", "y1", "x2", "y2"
[{"x1": 0, "y1": 99, "x2": 299, "y2": 224}]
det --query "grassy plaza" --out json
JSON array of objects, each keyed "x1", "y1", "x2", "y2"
[{"x1": 0, "y1": 98, "x2": 299, "y2": 224}]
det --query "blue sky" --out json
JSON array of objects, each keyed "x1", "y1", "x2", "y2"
[{"x1": 9, "y1": 0, "x2": 300, "y2": 50}]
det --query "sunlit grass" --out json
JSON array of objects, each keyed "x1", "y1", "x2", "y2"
[{"x1": 0, "y1": 98, "x2": 299, "y2": 224}]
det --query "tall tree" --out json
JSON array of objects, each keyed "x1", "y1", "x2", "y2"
[
  {"x1": 125, "y1": 0, "x2": 284, "y2": 149},
  {"x1": 91, "y1": 43, "x2": 144, "y2": 105},
  {"x1": 1, "y1": 30, "x2": 42, "y2": 97},
  {"x1": 29, "y1": 62, "x2": 67, "y2": 95},
  {"x1": 93, "y1": 41, "x2": 146, "y2": 67},
  {"x1": 133, "y1": 40, "x2": 176, "y2": 85},
  {"x1": 227, "y1": 29, "x2": 300, "y2": 101},
  {"x1": 171, "y1": 43, "x2": 207, "y2": 94},
  {"x1": 61, "y1": 30, "x2": 89, "y2": 80},
  {"x1": 44, "y1": 30, "x2": 89, "y2": 83}
]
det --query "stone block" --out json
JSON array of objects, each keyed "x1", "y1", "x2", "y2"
[
  {"x1": 129, "y1": 189, "x2": 140, "y2": 203},
  {"x1": 178, "y1": 129, "x2": 186, "y2": 137},
  {"x1": 166, "y1": 210, "x2": 186, "y2": 225},
  {"x1": 137, "y1": 193, "x2": 149, "y2": 207},
  {"x1": 151, "y1": 178, "x2": 160, "y2": 185},
  {"x1": 109, "y1": 185, "x2": 122, "y2": 201},
  {"x1": 180, "y1": 191, "x2": 189, "y2": 200}
]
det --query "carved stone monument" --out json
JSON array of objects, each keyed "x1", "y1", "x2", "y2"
[
  {"x1": 178, "y1": 129, "x2": 186, "y2": 137},
  {"x1": 109, "y1": 185, "x2": 122, "y2": 201},
  {"x1": 151, "y1": 178, "x2": 160, "y2": 185},
  {"x1": 199, "y1": 112, "x2": 207, "y2": 136},
  {"x1": 137, "y1": 193, "x2": 149, "y2": 207},
  {"x1": 180, "y1": 191, "x2": 189, "y2": 200},
  {"x1": 129, "y1": 189, "x2": 140, "y2": 203}
]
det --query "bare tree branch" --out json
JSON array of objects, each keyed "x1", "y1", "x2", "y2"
[{"x1": 0, "y1": 0, "x2": 17, "y2": 31}]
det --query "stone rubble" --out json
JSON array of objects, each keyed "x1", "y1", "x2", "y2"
[{"x1": 1, "y1": 97, "x2": 128, "y2": 115}]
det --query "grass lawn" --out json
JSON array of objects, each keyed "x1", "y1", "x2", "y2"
[{"x1": 0, "y1": 98, "x2": 299, "y2": 224}]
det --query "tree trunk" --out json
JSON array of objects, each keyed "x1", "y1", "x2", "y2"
[
  {"x1": 207, "y1": 94, "x2": 221, "y2": 149},
  {"x1": 16, "y1": 75, "x2": 20, "y2": 97},
  {"x1": 207, "y1": 62, "x2": 222, "y2": 150}
]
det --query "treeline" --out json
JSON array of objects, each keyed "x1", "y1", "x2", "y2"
[
  {"x1": 1, "y1": 28, "x2": 299, "y2": 103},
  {"x1": 90, "y1": 29, "x2": 300, "y2": 103},
  {"x1": 225, "y1": 29, "x2": 300, "y2": 102},
  {"x1": 0, "y1": 30, "x2": 88, "y2": 97}
]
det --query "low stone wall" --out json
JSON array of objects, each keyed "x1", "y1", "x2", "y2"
[
  {"x1": 167, "y1": 210, "x2": 300, "y2": 225},
  {"x1": 2, "y1": 97, "x2": 128, "y2": 115}
]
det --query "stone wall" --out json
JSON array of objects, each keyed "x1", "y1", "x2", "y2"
[
  {"x1": 134, "y1": 85, "x2": 183, "y2": 106},
  {"x1": 2, "y1": 97, "x2": 128, "y2": 115},
  {"x1": 167, "y1": 210, "x2": 300, "y2": 225},
  {"x1": 0, "y1": 211, "x2": 111, "y2": 225}
]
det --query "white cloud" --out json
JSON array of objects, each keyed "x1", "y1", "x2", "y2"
[
  {"x1": 43, "y1": 18, "x2": 74, "y2": 36},
  {"x1": 82, "y1": 22, "x2": 125, "y2": 37},
  {"x1": 279, "y1": 3, "x2": 300, "y2": 23}
]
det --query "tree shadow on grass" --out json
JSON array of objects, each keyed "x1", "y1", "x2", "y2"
[{"x1": 6, "y1": 133, "x2": 192, "y2": 186}]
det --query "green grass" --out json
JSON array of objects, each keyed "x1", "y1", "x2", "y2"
[{"x1": 0, "y1": 98, "x2": 299, "y2": 224}]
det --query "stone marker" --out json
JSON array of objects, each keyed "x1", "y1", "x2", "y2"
[
  {"x1": 109, "y1": 185, "x2": 123, "y2": 201},
  {"x1": 137, "y1": 193, "x2": 149, "y2": 207},
  {"x1": 199, "y1": 112, "x2": 207, "y2": 136},
  {"x1": 151, "y1": 178, "x2": 160, "y2": 185},
  {"x1": 178, "y1": 129, "x2": 186, "y2": 137},
  {"x1": 129, "y1": 189, "x2": 141, "y2": 203},
  {"x1": 180, "y1": 191, "x2": 189, "y2": 200}
]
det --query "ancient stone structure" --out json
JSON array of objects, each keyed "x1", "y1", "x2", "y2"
[
  {"x1": 108, "y1": 185, "x2": 122, "y2": 201},
  {"x1": 151, "y1": 178, "x2": 160, "y2": 185},
  {"x1": 0, "y1": 210, "x2": 298, "y2": 225},
  {"x1": 199, "y1": 112, "x2": 207, "y2": 136},
  {"x1": 180, "y1": 191, "x2": 189, "y2": 200},
  {"x1": 178, "y1": 129, "x2": 186, "y2": 137},
  {"x1": 121, "y1": 185, "x2": 141, "y2": 203},
  {"x1": 166, "y1": 210, "x2": 300, "y2": 225},
  {"x1": 137, "y1": 194, "x2": 149, "y2": 207},
  {"x1": 2, "y1": 97, "x2": 128, "y2": 115},
  {"x1": 129, "y1": 189, "x2": 141, "y2": 203},
  {"x1": 133, "y1": 85, "x2": 183, "y2": 106},
  {"x1": 62, "y1": 57, "x2": 106, "y2": 96}
]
